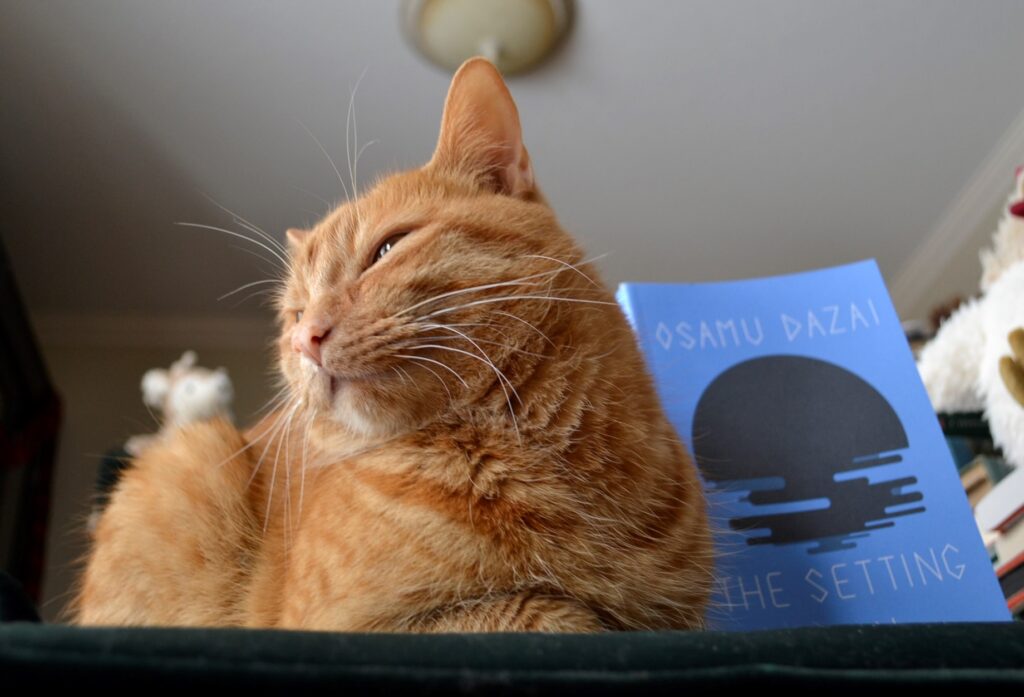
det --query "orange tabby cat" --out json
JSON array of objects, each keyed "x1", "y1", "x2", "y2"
[{"x1": 73, "y1": 58, "x2": 714, "y2": 631}]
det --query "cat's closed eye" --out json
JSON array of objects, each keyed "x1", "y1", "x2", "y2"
[{"x1": 371, "y1": 232, "x2": 410, "y2": 267}]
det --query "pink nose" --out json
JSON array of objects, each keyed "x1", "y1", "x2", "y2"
[{"x1": 292, "y1": 318, "x2": 333, "y2": 366}]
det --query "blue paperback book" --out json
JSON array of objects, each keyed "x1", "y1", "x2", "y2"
[{"x1": 616, "y1": 260, "x2": 1009, "y2": 630}]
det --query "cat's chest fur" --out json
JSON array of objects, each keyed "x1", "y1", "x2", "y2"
[{"x1": 244, "y1": 428, "x2": 579, "y2": 630}]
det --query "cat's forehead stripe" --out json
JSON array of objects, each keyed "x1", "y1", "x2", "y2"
[{"x1": 301, "y1": 221, "x2": 356, "y2": 297}]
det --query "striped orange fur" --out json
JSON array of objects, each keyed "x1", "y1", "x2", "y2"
[{"x1": 73, "y1": 59, "x2": 714, "y2": 632}]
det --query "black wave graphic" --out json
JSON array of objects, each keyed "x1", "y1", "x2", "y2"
[{"x1": 692, "y1": 355, "x2": 925, "y2": 554}]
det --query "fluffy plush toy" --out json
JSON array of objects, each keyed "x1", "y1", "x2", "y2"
[
  {"x1": 918, "y1": 168, "x2": 1024, "y2": 469},
  {"x1": 87, "y1": 351, "x2": 234, "y2": 531},
  {"x1": 125, "y1": 350, "x2": 234, "y2": 455}
]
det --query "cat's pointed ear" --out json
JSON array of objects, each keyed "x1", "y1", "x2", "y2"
[
  {"x1": 429, "y1": 57, "x2": 535, "y2": 198},
  {"x1": 287, "y1": 228, "x2": 311, "y2": 247}
]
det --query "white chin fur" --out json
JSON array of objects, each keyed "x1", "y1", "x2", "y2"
[
  {"x1": 332, "y1": 386, "x2": 390, "y2": 437},
  {"x1": 299, "y1": 354, "x2": 320, "y2": 375}
]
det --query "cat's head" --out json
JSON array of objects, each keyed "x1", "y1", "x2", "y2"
[{"x1": 278, "y1": 58, "x2": 594, "y2": 438}]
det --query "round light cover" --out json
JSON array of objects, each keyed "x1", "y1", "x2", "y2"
[{"x1": 403, "y1": 0, "x2": 572, "y2": 75}]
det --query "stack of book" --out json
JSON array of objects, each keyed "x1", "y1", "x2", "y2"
[
  {"x1": 937, "y1": 412, "x2": 1013, "y2": 508},
  {"x1": 976, "y1": 467, "x2": 1024, "y2": 617}
]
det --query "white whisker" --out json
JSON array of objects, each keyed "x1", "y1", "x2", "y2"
[
  {"x1": 346, "y1": 67, "x2": 368, "y2": 200},
  {"x1": 218, "y1": 278, "x2": 280, "y2": 301},
  {"x1": 264, "y1": 404, "x2": 300, "y2": 534},
  {"x1": 395, "y1": 353, "x2": 468, "y2": 388},
  {"x1": 388, "y1": 263, "x2": 600, "y2": 321},
  {"x1": 255, "y1": 387, "x2": 293, "y2": 418},
  {"x1": 395, "y1": 364, "x2": 414, "y2": 384},
  {"x1": 354, "y1": 139, "x2": 378, "y2": 183},
  {"x1": 297, "y1": 119, "x2": 351, "y2": 201},
  {"x1": 399, "y1": 357, "x2": 453, "y2": 401},
  {"x1": 225, "y1": 289, "x2": 279, "y2": 309},
  {"x1": 289, "y1": 184, "x2": 333, "y2": 210},
  {"x1": 414, "y1": 323, "x2": 547, "y2": 358},
  {"x1": 212, "y1": 422, "x2": 275, "y2": 470},
  {"x1": 389, "y1": 280, "x2": 542, "y2": 321},
  {"x1": 229, "y1": 244, "x2": 285, "y2": 273},
  {"x1": 391, "y1": 365, "x2": 411, "y2": 387},
  {"x1": 417, "y1": 324, "x2": 522, "y2": 401},
  {"x1": 201, "y1": 195, "x2": 288, "y2": 255},
  {"x1": 175, "y1": 222, "x2": 289, "y2": 268},
  {"x1": 283, "y1": 407, "x2": 293, "y2": 554},
  {"x1": 298, "y1": 408, "x2": 317, "y2": 525},
  {"x1": 523, "y1": 253, "x2": 606, "y2": 287},
  {"x1": 417, "y1": 293, "x2": 617, "y2": 322},
  {"x1": 248, "y1": 400, "x2": 300, "y2": 489},
  {"x1": 405, "y1": 343, "x2": 521, "y2": 439},
  {"x1": 211, "y1": 388, "x2": 293, "y2": 470}
]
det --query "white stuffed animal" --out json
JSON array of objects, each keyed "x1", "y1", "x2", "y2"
[
  {"x1": 125, "y1": 350, "x2": 234, "y2": 455},
  {"x1": 918, "y1": 168, "x2": 1024, "y2": 469}
]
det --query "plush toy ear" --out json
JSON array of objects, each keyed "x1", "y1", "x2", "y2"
[
  {"x1": 1001, "y1": 328, "x2": 1024, "y2": 408},
  {"x1": 428, "y1": 57, "x2": 535, "y2": 198},
  {"x1": 169, "y1": 350, "x2": 197, "y2": 380},
  {"x1": 141, "y1": 369, "x2": 171, "y2": 410},
  {"x1": 175, "y1": 350, "x2": 197, "y2": 370}
]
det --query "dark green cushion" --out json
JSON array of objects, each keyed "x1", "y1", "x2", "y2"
[{"x1": 1, "y1": 622, "x2": 1022, "y2": 692}]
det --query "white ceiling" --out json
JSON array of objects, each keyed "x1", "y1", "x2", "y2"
[{"x1": 3, "y1": 0, "x2": 1024, "y2": 326}]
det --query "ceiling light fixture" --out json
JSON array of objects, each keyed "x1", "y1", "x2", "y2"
[{"x1": 402, "y1": 0, "x2": 573, "y2": 76}]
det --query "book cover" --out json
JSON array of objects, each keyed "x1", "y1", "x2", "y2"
[{"x1": 616, "y1": 260, "x2": 1010, "y2": 630}]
